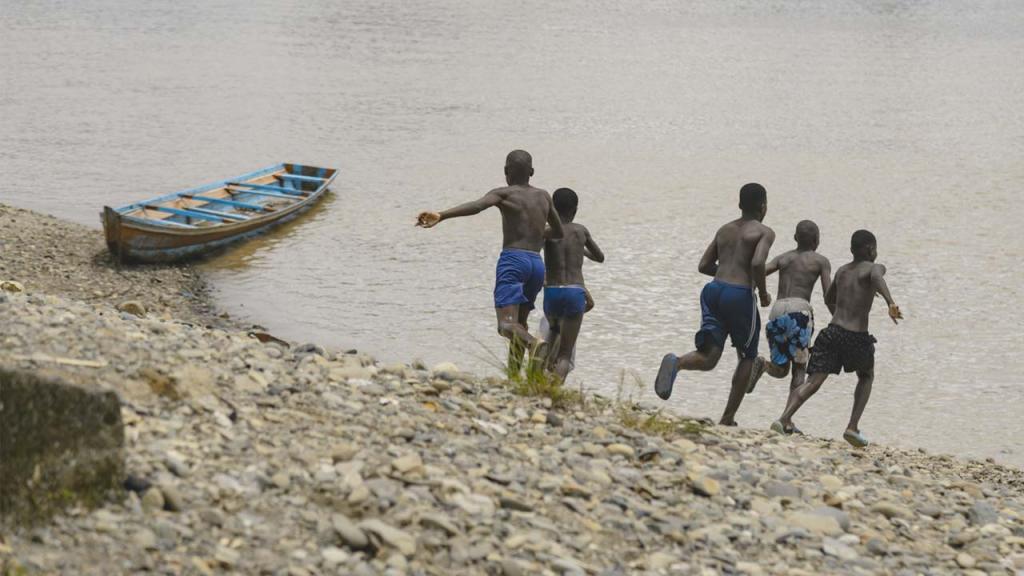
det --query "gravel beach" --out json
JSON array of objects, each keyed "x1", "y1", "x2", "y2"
[{"x1": 2, "y1": 204, "x2": 1023, "y2": 575}]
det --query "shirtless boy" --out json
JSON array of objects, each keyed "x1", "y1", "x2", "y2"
[
  {"x1": 772, "y1": 230, "x2": 902, "y2": 447},
  {"x1": 417, "y1": 150, "x2": 563, "y2": 372},
  {"x1": 746, "y1": 221, "x2": 832, "y2": 412},
  {"x1": 654, "y1": 183, "x2": 775, "y2": 426},
  {"x1": 541, "y1": 188, "x2": 604, "y2": 381}
]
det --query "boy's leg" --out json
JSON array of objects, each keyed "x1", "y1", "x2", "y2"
[
  {"x1": 722, "y1": 353, "x2": 754, "y2": 425},
  {"x1": 677, "y1": 346, "x2": 723, "y2": 371},
  {"x1": 847, "y1": 368, "x2": 873, "y2": 433},
  {"x1": 766, "y1": 361, "x2": 790, "y2": 379},
  {"x1": 789, "y1": 361, "x2": 807, "y2": 391},
  {"x1": 552, "y1": 314, "x2": 583, "y2": 380},
  {"x1": 497, "y1": 305, "x2": 534, "y2": 376},
  {"x1": 779, "y1": 372, "x2": 828, "y2": 429},
  {"x1": 541, "y1": 315, "x2": 561, "y2": 372}
]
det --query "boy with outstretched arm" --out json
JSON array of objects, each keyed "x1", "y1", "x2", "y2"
[
  {"x1": 772, "y1": 230, "x2": 902, "y2": 446},
  {"x1": 416, "y1": 150, "x2": 563, "y2": 374},
  {"x1": 746, "y1": 221, "x2": 832, "y2": 423},
  {"x1": 654, "y1": 183, "x2": 775, "y2": 426},
  {"x1": 541, "y1": 188, "x2": 604, "y2": 381}
]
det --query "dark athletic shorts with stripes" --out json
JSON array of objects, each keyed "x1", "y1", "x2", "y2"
[
  {"x1": 807, "y1": 324, "x2": 877, "y2": 375},
  {"x1": 695, "y1": 280, "x2": 760, "y2": 359}
]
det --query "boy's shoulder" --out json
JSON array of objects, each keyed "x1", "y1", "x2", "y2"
[{"x1": 840, "y1": 260, "x2": 876, "y2": 279}]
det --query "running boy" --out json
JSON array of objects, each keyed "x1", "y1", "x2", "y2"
[
  {"x1": 417, "y1": 150, "x2": 564, "y2": 372},
  {"x1": 654, "y1": 183, "x2": 775, "y2": 426},
  {"x1": 541, "y1": 188, "x2": 604, "y2": 381},
  {"x1": 746, "y1": 221, "x2": 832, "y2": 412},
  {"x1": 772, "y1": 230, "x2": 902, "y2": 446}
]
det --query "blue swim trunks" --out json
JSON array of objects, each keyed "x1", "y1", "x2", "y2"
[
  {"x1": 695, "y1": 280, "x2": 761, "y2": 359},
  {"x1": 494, "y1": 249, "x2": 545, "y2": 310},
  {"x1": 543, "y1": 285, "x2": 587, "y2": 318}
]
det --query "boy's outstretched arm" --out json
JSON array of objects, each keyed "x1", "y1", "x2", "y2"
[
  {"x1": 752, "y1": 229, "x2": 776, "y2": 307},
  {"x1": 583, "y1": 227, "x2": 604, "y2": 263},
  {"x1": 765, "y1": 254, "x2": 782, "y2": 276},
  {"x1": 871, "y1": 263, "x2": 902, "y2": 324},
  {"x1": 824, "y1": 272, "x2": 837, "y2": 315},
  {"x1": 416, "y1": 189, "x2": 505, "y2": 228},
  {"x1": 697, "y1": 239, "x2": 719, "y2": 277}
]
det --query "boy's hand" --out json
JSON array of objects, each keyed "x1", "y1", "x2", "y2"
[
  {"x1": 888, "y1": 303, "x2": 903, "y2": 325},
  {"x1": 584, "y1": 289, "x2": 595, "y2": 313},
  {"x1": 416, "y1": 211, "x2": 441, "y2": 228},
  {"x1": 759, "y1": 290, "x2": 772, "y2": 308}
]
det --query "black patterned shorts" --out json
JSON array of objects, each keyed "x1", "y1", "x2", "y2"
[{"x1": 807, "y1": 324, "x2": 876, "y2": 375}]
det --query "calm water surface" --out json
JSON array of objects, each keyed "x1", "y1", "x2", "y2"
[{"x1": 3, "y1": 1, "x2": 1022, "y2": 466}]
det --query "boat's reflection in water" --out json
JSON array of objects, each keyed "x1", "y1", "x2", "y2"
[{"x1": 198, "y1": 190, "x2": 337, "y2": 272}]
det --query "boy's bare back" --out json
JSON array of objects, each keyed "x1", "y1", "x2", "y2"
[
  {"x1": 492, "y1": 185, "x2": 556, "y2": 252},
  {"x1": 707, "y1": 218, "x2": 775, "y2": 289},
  {"x1": 773, "y1": 250, "x2": 831, "y2": 301},
  {"x1": 829, "y1": 261, "x2": 887, "y2": 332},
  {"x1": 544, "y1": 222, "x2": 594, "y2": 286}
]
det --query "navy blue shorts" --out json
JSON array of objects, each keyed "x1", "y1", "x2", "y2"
[
  {"x1": 695, "y1": 280, "x2": 761, "y2": 359},
  {"x1": 543, "y1": 285, "x2": 587, "y2": 318},
  {"x1": 494, "y1": 249, "x2": 545, "y2": 310}
]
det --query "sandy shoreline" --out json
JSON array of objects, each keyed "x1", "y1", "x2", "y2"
[{"x1": 1, "y1": 203, "x2": 1023, "y2": 575}]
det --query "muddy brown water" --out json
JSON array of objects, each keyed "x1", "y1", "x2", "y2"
[{"x1": 3, "y1": 1, "x2": 1022, "y2": 467}]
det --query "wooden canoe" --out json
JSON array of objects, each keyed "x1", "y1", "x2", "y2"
[{"x1": 102, "y1": 162, "x2": 337, "y2": 263}]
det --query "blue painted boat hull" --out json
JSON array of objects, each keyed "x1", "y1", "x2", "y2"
[{"x1": 101, "y1": 163, "x2": 337, "y2": 264}]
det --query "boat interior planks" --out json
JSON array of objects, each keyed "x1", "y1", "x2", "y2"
[{"x1": 101, "y1": 162, "x2": 337, "y2": 263}]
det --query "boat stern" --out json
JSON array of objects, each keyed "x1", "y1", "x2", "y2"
[{"x1": 101, "y1": 206, "x2": 123, "y2": 261}]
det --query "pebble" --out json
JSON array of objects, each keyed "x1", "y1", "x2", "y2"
[
  {"x1": 606, "y1": 443, "x2": 635, "y2": 458},
  {"x1": 763, "y1": 480, "x2": 801, "y2": 500},
  {"x1": 391, "y1": 453, "x2": 424, "y2": 474},
  {"x1": 358, "y1": 519, "x2": 416, "y2": 556},
  {"x1": 214, "y1": 546, "x2": 240, "y2": 567},
  {"x1": 691, "y1": 476, "x2": 721, "y2": 498},
  {"x1": 141, "y1": 488, "x2": 164, "y2": 512},
  {"x1": 116, "y1": 300, "x2": 146, "y2": 317},
  {"x1": 786, "y1": 511, "x2": 843, "y2": 536},
  {"x1": 160, "y1": 485, "x2": 184, "y2": 512},
  {"x1": 870, "y1": 501, "x2": 911, "y2": 519},
  {"x1": 332, "y1": 514, "x2": 370, "y2": 549},
  {"x1": 0, "y1": 280, "x2": 25, "y2": 293},
  {"x1": 967, "y1": 501, "x2": 998, "y2": 526}
]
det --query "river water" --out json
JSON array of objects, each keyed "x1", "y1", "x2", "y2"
[{"x1": 3, "y1": 0, "x2": 1022, "y2": 467}]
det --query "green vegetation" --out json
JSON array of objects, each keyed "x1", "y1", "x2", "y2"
[{"x1": 485, "y1": 343, "x2": 709, "y2": 437}]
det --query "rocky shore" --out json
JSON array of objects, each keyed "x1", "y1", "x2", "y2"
[{"x1": 2, "y1": 204, "x2": 1024, "y2": 576}]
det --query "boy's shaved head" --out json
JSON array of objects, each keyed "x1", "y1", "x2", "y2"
[
  {"x1": 504, "y1": 150, "x2": 534, "y2": 183},
  {"x1": 795, "y1": 220, "x2": 819, "y2": 249}
]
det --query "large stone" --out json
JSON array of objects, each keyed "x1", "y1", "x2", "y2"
[
  {"x1": 871, "y1": 501, "x2": 911, "y2": 519},
  {"x1": 333, "y1": 513, "x2": 370, "y2": 550},
  {"x1": 431, "y1": 362, "x2": 461, "y2": 381},
  {"x1": 358, "y1": 519, "x2": 416, "y2": 556},
  {"x1": 967, "y1": 501, "x2": 998, "y2": 526},
  {"x1": 0, "y1": 280, "x2": 25, "y2": 293},
  {"x1": 786, "y1": 511, "x2": 843, "y2": 536},
  {"x1": 764, "y1": 481, "x2": 802, "y2": 501},
  {"x1": 116, "y1": 300, "x2": 146, "y2": 317},
  {"x1": 810, "y1": 506, "x2": 850, "y2": 531},
  {"x1": 0, "y1": 368, "x2": 124, "y2": 528}
]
